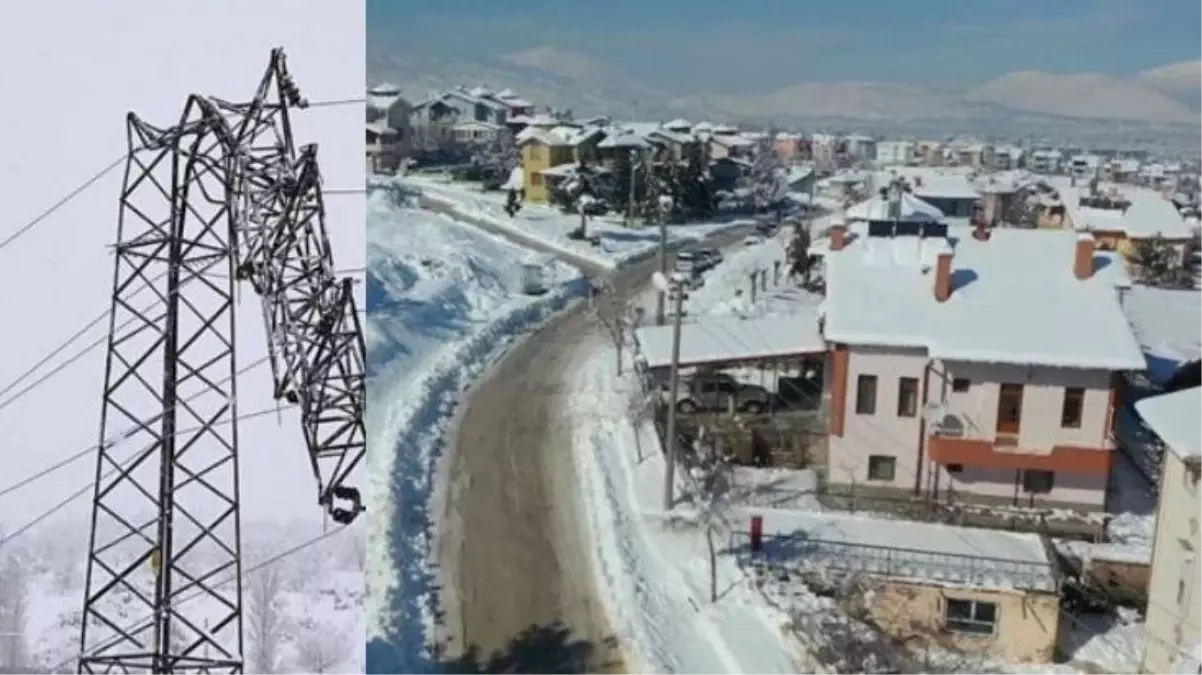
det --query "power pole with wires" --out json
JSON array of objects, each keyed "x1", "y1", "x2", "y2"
[
  {"x1": 77, "y1": 49, "x2": 366, "y2": 674},
  {"x1": 662, "y1": 276, "x2": 686, "y2": 511}
]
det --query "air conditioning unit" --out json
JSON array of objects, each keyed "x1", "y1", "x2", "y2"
[
  {"x1": 932, "y1": 413, "x2": 967, "y2": 437},
  {"x1": 922, "y1": 401, "x2": 946, "y2": 425}
]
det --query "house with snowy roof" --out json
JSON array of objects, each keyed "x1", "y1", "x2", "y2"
[
  {"x1": 410, "y1": 87, "x2": 509, "y2": 130},
  {"x1": 365, "y1": 83, "x2": 412, "y2": 172},
  {"x1": 1137, "y1": 386, "x2": 1201, "y2": 674},
  {"x1": 515, "y1": 122, "x2": 605, "y2": 203},
  {"x1": 817, "y1": 209, "x2": 1145, "y2": 513},
  {"x1": 708, "y1": 128, "x2": 755, "y2": 160},
  {"x1": 1064, "y1": 184, "x2": 1198, "y2": 262},
  {"x1": 751, "y1": 508, "x2": 1062, "y2": 663}
]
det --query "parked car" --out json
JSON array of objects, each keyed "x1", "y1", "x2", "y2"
[
  {"x1": 667, "y1": 372, "x2": 772, "y2": 414},
  {"x1": 695, "y1": 248, "x2": 723, "y2": 271}
]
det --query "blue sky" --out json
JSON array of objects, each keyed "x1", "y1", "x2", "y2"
[{"x1": 368, "y1": 0, "x2": 1200, "y2": 91}]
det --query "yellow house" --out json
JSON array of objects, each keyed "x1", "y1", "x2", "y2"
[
  {"x1": 516, "y1": 125, "x2": 603, "y2": 203},
  {"x1": 1065, "y1": 194, "x2": 1197, "y2": 262},
  {"x1": 1136, "y1": 387, "x2": 1201, "y2": 674}
]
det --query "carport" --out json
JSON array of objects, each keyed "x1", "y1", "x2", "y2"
[{"x1": 633, "y1": 309, "x2": 828, "y2": 409}]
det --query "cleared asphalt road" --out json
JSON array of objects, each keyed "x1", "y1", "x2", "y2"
[{"x1": 434, "y1": 226, "x2": 751, "y2": 673}]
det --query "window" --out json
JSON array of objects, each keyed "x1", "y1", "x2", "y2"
[
  {"x1": 530, "y1": 173, "x2": 544, "y2": 187},
  {"x1": 1180, "y1": 553, "x2": 1197, "y2": 607},
  {"x1": 947, "y1": 464, "x2": 964, "y2": 474},
  {"x1": 996, "y1": 383, "x2": 1024, "y2": 434},
  {"x1": 527, "y1": 145, "x2": 543, "y2": 161},
  {"x1": 952, "y1": 378, "x2": 971, "y2": 392},
  {"x1": 867, "y1": 455, "x2": 896, "y2": 482},
  {"x1": 944, "y1": 598, "x2": 997, "y2": 635},
  {"x1": 1022, "y1": 469, "x2": 1054, "y2": 494},
  {"x1": 1061, "y1": 387, "x2": 1084, "y2": 429},
  {"x1": 897, "y1": 377, "x2": 919, "y2": 417},
  {"x1": 855, "y1": 375, "x2": 878, "y2": 415}
]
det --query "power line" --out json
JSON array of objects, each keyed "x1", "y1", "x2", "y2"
[
  {"x1": 0, "y1": 354, "x2": 270, "y2": 501},
  {"x1": 0, "y1": 96, "x2": 363, "y2": 255},
  {"x1": 51, "y1": 524, "x2": 352, "y2": 673},
  {"x1": 0, "y1": 261, "x2": 362, "y2": 419},
  {"x1": 0, "y1": 402, "x2": 293, "y2": 549}
]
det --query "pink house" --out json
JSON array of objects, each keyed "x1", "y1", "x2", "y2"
[
  {"x1": 774, "y1": 132, "x2": 802, "y2": 163},
  {"x1": 818, "y1": 218, "x2": 1145, "y2": 512}
]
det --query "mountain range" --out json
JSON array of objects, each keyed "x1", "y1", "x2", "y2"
[{"x1": 368, "y1": 44, "x2": 1201, "y2": 135}]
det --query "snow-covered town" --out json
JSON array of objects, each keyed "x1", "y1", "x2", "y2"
[{"x1": 364, "y1": 17, "x2": 1202, "y2": 675}]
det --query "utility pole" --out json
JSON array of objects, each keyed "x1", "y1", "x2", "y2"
[
  {"x1": 627, "y1": 147, "x2": 639, "y2": 227},
  {"x1": 656, "y1": 215, "x2": 668, "y2": 325},
  {"x1": 663, "y1": 278, "x2": 685, "y2": 511}
]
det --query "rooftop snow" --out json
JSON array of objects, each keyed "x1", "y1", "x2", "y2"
[
  {"x1": 516, "y1": 124, "x2": 601, "y2": 147},
  {"x1": 753, "y1": 509, "x2": 1058, "y2": 592},
  {"x1": 1121, "y1": 286, "x2": 1201, "y2": 379},
  {"x1": 823, "y1": 226, "x2": 1147, "y2": 370},
  {"x1": 634, "y1": 312, "x2": 825, "y2": 370},
  {"x1": 711, "y1": 134, "x2": 754, "y2": 148},
  {"x1": 1064, "y1": 183, "x2": 1195, "y2": 240},
  {"x1": 1135, "y1": 386, "x2": 1201, "y2": 460},
  {"x1": 913, "y1": 176, "x2": 981, "y2": 201},
  {"x1": 597, "y1": 131, "x2": 652, "y2": 149},
  {"x1": 845, "y1": 192, "x2": 944, "y2": 223}
]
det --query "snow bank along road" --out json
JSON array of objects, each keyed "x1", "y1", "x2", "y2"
[{"x1": 436, "y1": 227, "x2": 751, "y2": 673}]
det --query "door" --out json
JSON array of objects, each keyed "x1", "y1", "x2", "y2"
[{"x1": 997, "y1": 383, "x2": 1024, "y2": 436}]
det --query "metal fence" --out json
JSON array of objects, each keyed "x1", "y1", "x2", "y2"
[{"x1": 735, "y1": 531, "x2": 1059, "y2": 592}]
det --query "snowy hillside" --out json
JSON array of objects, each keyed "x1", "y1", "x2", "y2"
[{"x1": 0, "y1": 519, "x2": 364, "y2": 673}]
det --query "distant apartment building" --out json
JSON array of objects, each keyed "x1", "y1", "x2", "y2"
[
  {"x1": 1070, "y1": 154, "x2": 1104, "y2": 182},
  {"x1": 876, "y1": 140, "x2": 917, "y2": 166},
  {"x1": 775, "y1": 132, "x2": 803, "y2": 163},
  {"x1": 817, "y1": 213, "x2": 1144, "y2": 512},
  {"x1": 811, "y1": 133, "x2": 839, "y2": 166},
  {"x1": 845, "y1": 134, "x2": 876, "y2": 161},
  {"x1": 950, "y1": 143, "x2": 994, "y2": 169},
  {"x1": 1028, "y1": 149, "x2": 1063, "y2": 174},
  {"x1": 991, "y1": 145, "x2": 1024, "y2": 171},
  {"x1": 917, "y1": 141, "x2": 944, "y2": 167},
  {"x1": 1137, "y1": 386, "x2": 1201, "y2": 674}
]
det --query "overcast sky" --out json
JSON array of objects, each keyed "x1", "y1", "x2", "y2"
[{"x1": 369, "y1": 0, "x2": 1201, "y2": 91}]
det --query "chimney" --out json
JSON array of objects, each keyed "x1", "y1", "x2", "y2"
[
  {"x1": 1074, "y1": 234, "x2": 1095, "y2": 279},
  {"x1": 934, "y1": 251, "x2": 953, "y2": 302},
  {"x1": 829, "y1": 225, "x2": 847, "y2": 251}
]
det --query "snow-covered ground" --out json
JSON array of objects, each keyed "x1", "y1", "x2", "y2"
[
  {"x1": 402, "y1": 173, "x2": 748, "y2": 270},
  {"x1": 364, "y1": 176, "x2": 753, "y2": 669},
  {"x1": 0, "y1": 3, "x2": 367, "y2": 671},
  {"x1": 1, "y1": 519, "x2": 363, "y2": 673},
  {"x1": 364, "y1": 184, "x2": 587, "y2": 667}
]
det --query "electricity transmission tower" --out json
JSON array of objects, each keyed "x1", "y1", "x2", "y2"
[{"x1": 77, "y1": 49, "x2": 365, "y2": 674}]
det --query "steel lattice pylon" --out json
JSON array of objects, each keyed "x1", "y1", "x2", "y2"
[{"x1": 78, "y1": 49, "x2": 365, "y2": 674}]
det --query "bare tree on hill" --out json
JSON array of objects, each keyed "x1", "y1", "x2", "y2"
[
  {"x1": 293, "y1": 620, "x2": 346, "y2": 674},
  {"x1": 0, "y1": 536, "x2": 31, "y2": 672},
  {"x1": 245, "y1": 553, "x2": 288, "y2": 674}
]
